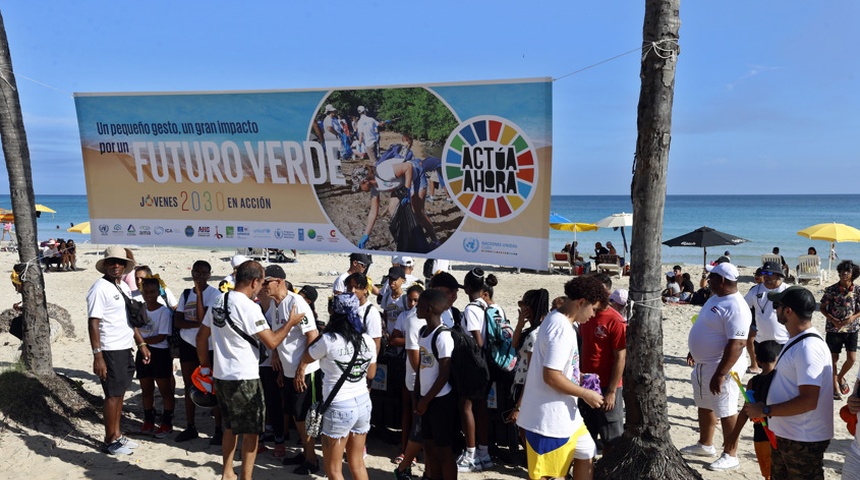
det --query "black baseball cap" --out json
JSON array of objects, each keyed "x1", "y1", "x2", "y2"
[
  {"x1": 428, "y1": 271, "x2": 463, "y2": 291},
  {"x1": 388, "y1": 266, "x2": 406, "y2": 280},
  {"x1": 349, "y1": 253, "x2": 373, "y2": 267},
  {"x1": 768, "y1": 286, "x2": 817, "y2": 317},
  {"x1": 298, "y1": 285, "x2": 318, "y2": 303},
  {"x1": 264, "y1": 264, "x2": 286, "y2": 280},
  {"x1": 761, "y1": 261, "x2": 784, "y2": 277}
]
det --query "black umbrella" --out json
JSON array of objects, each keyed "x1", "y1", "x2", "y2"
[{"x1": 663, "y1": 226, "x2": 750, "y2": 272}]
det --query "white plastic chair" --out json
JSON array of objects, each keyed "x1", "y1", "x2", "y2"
[
  {"x1": 549, "y1": 252, "x2": 572, "y2": 274},
  {"x1": 796, "y1": 254, "x2": 823, "y2": 285}
]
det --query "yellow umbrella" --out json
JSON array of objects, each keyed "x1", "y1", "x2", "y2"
[
  {"x1": 67, "y1": 221, "x2": 91, "y2": 234},
  {"x1": 550, "y1": 222, "x2": 599, "y2": 233},
  {"x1": 34, "y1": 204, "x2": 56, "y2": 214},
  {"x1": 797, "y1": 222, "x2": 860, "y2": 276}
]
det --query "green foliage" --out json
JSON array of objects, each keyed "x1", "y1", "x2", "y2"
[{"x1": 321, "y1": 88, "x2": 458, "y2": 145}]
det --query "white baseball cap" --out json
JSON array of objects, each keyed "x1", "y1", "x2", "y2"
[
  {"x1": 230, "y1": 254, "x2": 250, "y2": 269},
  {"x1": 400, "y1": 256, "x2": 415, "y2": 267},
  {"x1": 357, "y1": 105, "x2": 366, "y2": 113},
  {"x1": 609, "y1": 289, "x2": 628, "y2": 306},
  {"x1": 706, "y1": 262, "x2": 739, "y2": 281}
]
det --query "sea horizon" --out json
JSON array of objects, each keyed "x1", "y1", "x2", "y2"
[{"x1": 4, "y1": 193, "x2": 860, "y2": 271}]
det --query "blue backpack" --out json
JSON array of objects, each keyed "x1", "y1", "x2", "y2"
[{"x1": 477, "y1": 302, "x2": 517, "y2": 373}]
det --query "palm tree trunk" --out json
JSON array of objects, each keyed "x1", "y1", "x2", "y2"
[
  {"x1": 595, "y1": 1, "x2": 700, "y2": 478},
  {"x1": 0, "y1": 10, "x2": 54, "y2": 376}
]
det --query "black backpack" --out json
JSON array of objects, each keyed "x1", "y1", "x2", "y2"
[{"x1": 422, "y1": 321, "x2": 490, "y2": 400}]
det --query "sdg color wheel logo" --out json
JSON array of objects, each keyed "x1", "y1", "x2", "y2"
[{"x1": 442, "y1": 115, "x2": 538, "y2": 223}]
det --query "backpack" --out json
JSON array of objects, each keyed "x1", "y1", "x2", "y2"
[
  {"x1": 422, "y1": 322, "x2": 490, "y2": 400},
  {"x1": 482, "y1": 303, "x2": 517, "y2": 373}
]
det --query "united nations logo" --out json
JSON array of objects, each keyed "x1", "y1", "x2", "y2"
[
  {"x1": 99, "y1": 224, "x2": 109, "y2": 235},
  {"x1": 463, "y1": 237, "x2": 479, "y2": 253}
]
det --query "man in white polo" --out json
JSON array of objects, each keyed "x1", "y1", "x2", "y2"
[{"x1": 682, "y1": 262, "x2": 751, "y2": 471}]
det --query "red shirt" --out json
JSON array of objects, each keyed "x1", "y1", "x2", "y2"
[{"x1": 579, "y1": 307, "x2": 627, "y2": 389}]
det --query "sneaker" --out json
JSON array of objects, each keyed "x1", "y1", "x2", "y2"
[
  {"x1": 117, "y1": 436, "x2": 139, "y2": 449},
  {"x1": 456, "y1": 454, "x2": 482, "y2": 473},
  {"x1": 283, "y1": 453, "x2": 306, "y2": 465},
  {"x1": 154, "y1": 424, "x2": 173, "y2": 439},
  {"x1": 707, "y1": 453, "x2": 740, "y2": 471},
  {"x1": 139, "y1": 421, "x2": 156, "y2": 436},
  {"x1": 393, "y1": 466, "x2": 413, "y2": 480},
  {"x1": 478, "y1": 453, "x2": 494, "y2": 469},
  {"x1": 209, "y1": 430, "x2": 223, "y2": 447},
  {"x1": 105, "y1": 440, "x2": 134, "y2": 455},
  {"x1": 293, "y1": 460, "x2": 320, "y2": 475},
  {"x1": 679, "y1": 442, "x2": 716, "y2": 457},
  {"x1": 273, "y1": 444, "x2": 287, "y2": 458},
  {"x1": 175, "y1": 426, "x2": 199, "y2": 442}
]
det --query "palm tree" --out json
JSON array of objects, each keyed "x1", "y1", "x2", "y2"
[{"x1": 0, "y1": 10, "x2": 54, "y2": 376}]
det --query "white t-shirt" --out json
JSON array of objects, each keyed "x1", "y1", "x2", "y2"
[
  {"x1": 517, "y1": 310, "x2": 583, "y2": 437},
  {"x1": 176, "y1": 285, "x2": 221, "y2": 347},
  {"x1": 418, "y1": 325, "x2": 454, "y2": 397},
  {"x1": 86, "y1": 278, "x2": 134, "y2": 351},
  {"x1": 688, "y1": 292, "x2": 751, "y2": 365},
  {"x1": 380, "y1": 290, "x2": 407, "y2": 336},
  {"x1": 308, "y1": 332, "x2": 377, "y2": 401},
  {"x1": 332, "y1": 272, "x2": 350, "y2": 294},
  {"x1": 202, "y1": 291, "x2": 269, "y2": 381},
  {"x1": 273, "y1": 292, "x2": 320, "y2": 378},
  {"x1": 744, "y1": 283, "x2": 789, "y2": 343},
  {"x1": 464, "y1": 298, "x2": 489, "y2": 346},
  {"x1": 397, "y1": 307, "x2": 425, "y2": 391},
  {"x1": 371, "y1": 158, "x2": 406, "y2": 194},
  {"x1": 140, "y1": 304, "x2": 173, "y2": 349},
  {"x1": 441, "y1": 308, "x2": 456, "y2": 329},
  {"x1": 130, "y1": 287, "x2": 178, "y2": 309},
  {"x1": 357, "y1": 114, "x2": 379, "y2": 146},
  {"x1": 766, "y1": 328, "x2": 833, "y2": 442},
  {"x1": 513, "y1": 327, "x2": 540, "y2": 387},
  {"x1": 359, "y1": 302, "x2": 383, "y2": 339}
]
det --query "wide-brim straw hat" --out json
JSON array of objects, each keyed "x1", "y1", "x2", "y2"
[{"x1": 95, "y1": 246, "x2": 136, "y2": 275}]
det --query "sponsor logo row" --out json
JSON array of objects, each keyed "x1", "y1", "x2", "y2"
[{"x1": 97, "y1": 223, "x2": 339, "y2": 242}]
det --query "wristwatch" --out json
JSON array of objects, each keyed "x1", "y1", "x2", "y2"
[
  {"x1": 92, "y1": 348, "x2": 102, "y2": 355},
  {"x1": 762, "y1": 405, "x2": 772, "y2": 417}
]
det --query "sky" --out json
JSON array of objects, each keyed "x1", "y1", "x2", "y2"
[{"x1": 0, "y1": 1, "x2": 858, "y2": 196}]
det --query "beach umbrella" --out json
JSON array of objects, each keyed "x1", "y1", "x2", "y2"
[
  {"x1": 663, "y1": 226, "x2": 750, "y2": 272},
  {"x1": 594, "y1": 212, "x2": 633, "y2": 255},
  {"x1": 67, "y1": 221, "x2": 91, "y2": 234},
  {"x1": 549, "y1": 212, "x2": 598, "y2": 244},
  {"x1": 35, "y1": 204, "x2": 56, "y2": 218},
  {"x1": 797, "y1": 222, "x2": 860, "y2": 276}
]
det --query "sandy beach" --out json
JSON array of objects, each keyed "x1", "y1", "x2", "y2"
[{"x1": 0, "y1": 244, "x2": 854, "y2": 479}]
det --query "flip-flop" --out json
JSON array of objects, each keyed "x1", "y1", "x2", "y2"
[{"x1": 841, "y1": 380, "x2": 851, "y2": 395}]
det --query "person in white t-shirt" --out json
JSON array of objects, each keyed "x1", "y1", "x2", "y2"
[
  {"x1": 456, "y1": 268, "x2": 495, "y2": 472},
  {"x1": 390, "y1": 284, "x2": 425, "y2": 474},
  {"x1": 356, "y1": 106, "x2": 379, "y2": 162},
  {"x1": 173, "y1": 260, "x2": 223, "y2": 444},
  {"x1": 414, "y1": 288, "x2": 458, "y2": 480},
  {"x1": 346, "y1": 271, "x2": 383, "y2": 355},
  {"x1": 682, "y1": 262, "x2": 752, "y2": 471},
  {"x1": 744, "y1": 261, "x2": 789, "y2": 372},
  {"x1": 516, "y1": 276, "x2": 606, "y2": 480},
  {"x1": 332, "y1": 253, "x2": 371, "y2": 294},
  {"x1": 136, "y1": 278, "x2": 176, "y2": 437},
  {"x1": 196, "y1": 260, "x2": 300, "y2": 480},
  {"x1": 744, "y1": 286, "x2": 833, "y2": 479},
  {"x1": 304, "y1": 293, "x2": 377, "y2": 480},
  {"x1": 264, "y1": 265, "x2": 321, "y2": 474},
  {"x1": 87, "y1": 246, "x2": 151, "y2": 456},
  {"x1": 380, "y1": 266, "x2": 408, "y2": 340}
]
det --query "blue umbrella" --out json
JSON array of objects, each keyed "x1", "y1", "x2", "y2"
[{"x1": 549, "y1": 212, "x2": 572, "y2": 224}]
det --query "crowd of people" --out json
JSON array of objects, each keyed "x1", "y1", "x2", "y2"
[{"x1": 80, "y1": 244, "x2": 860, "y2": 479}]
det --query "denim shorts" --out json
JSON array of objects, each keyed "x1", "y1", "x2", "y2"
[{"x1": 321, "y1": 392, "x2": 372, "y2": 439}]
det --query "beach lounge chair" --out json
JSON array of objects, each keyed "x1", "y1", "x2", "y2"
[
  {"x1": 597, "y1": 254, "x2": 622, "y2": 278},
  {"x1": 239, "y1": 247, "x2": 269, "y2": 262},
  {"x1": 761, "y1": 253, "x2": 781, "y2": 266},
  {"x1": 796, "y1": 254, "x2": 823, "y2": 285},
  {"x1": 549, "y1": 252, "x2": 572, "y2": 274}
]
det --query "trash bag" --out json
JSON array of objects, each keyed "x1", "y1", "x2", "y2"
[{"x1": 389, "y1": 201, "x2": 430, "y2": 253}]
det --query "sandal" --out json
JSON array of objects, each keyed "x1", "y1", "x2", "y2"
[
  {"x1": 841, "y1": 380, "x2": 851, "y2": 395},
  {"x1": 393, "y1": 453, "x2": 405, "y2": 465},
  {"x1": 835, "y1": 392, "x2": 843, "y2": 401}
]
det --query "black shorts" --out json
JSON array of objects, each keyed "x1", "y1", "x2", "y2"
[
  {"x1": 136, "y1": 346, "x2": 173, "y2": 379},
  {"x1": 282, "y1": 372, "x2": 317, "y2": 420},
  {"x1": 101, "y1": 349, "x2": 135, "y2": 398},
  {"x1": 578, "y1": 386, "x2": 624, "y2": 449},
  {"x1": 214, "y1": 378, "x2": 265, "y2": 435},
  {"x1": 422, "y1": 392, "x2": 457, "y2": 447},
  {"x1": 179, "y1": 340, "x2": 199, "y2": 363},
  {"x1": 826, "y1": 331, "x2": 858, "y2": 354}
]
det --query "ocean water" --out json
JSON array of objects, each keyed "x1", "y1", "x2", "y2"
[{"x1": 4, "y1": 194, "x2": 860, "y2": 271}]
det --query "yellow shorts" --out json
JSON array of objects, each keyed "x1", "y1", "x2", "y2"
[{"x1": 525, "y1": 422, "x2": 594, "y2": 479}]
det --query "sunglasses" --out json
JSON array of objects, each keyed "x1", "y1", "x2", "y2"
[{"x1": 762, "y1": 271, "x2": 777, "y2": 276}]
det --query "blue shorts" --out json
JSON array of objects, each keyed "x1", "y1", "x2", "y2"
[
  {"x1": 322, "y1": 392, "x2": 372, "y2": 439},
  {"x1": 411, "y1": 157, "x2": 444, "y2": 193}
]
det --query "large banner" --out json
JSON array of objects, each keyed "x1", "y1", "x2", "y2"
[{"x1": 74, "y1": 79, "x2": 552, "y2": 269}]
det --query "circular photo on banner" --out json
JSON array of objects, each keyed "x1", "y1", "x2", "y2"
[{"x1": 310, "y1": 87, "x2": 466, "y2": 254}]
